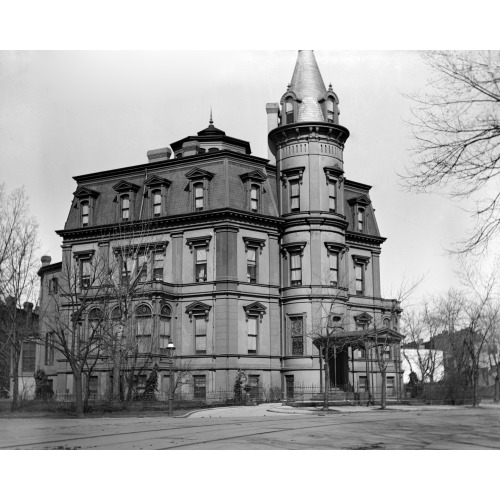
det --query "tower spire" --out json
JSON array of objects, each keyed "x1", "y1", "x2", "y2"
[
  {"x1": 209, "y1": 107, "x2": 213, "y2": 126},
  {"x1": 288, "y1": 50, "x2": 328, "y2": 122}
]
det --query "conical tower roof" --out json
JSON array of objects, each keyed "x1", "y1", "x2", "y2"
[{"x1": 289, "y1": 50, "x2": 327, "y2": 122}]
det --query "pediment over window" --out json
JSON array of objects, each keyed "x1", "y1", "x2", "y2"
[
  {"x1": 280, "y1": 166, "x2": 305, "y2": 185},
  {"x1": 185, "y1": 167, "x2": 214, "y2": 181},
  {"x1": 73, "y1": 249, "x2": 95, "y2": 260},
  {"x1": 354, "y1": 312, "x2": 373, "y2": 326},
  {"x1": 352, "y1": 254, "x2": 370, "y2": 269},
  {"x1": 239, "y1": 169, "x2": 267, "y2": 183},
  {"x1": 186, "y1": 235, "x2": 212, "y2": 252},
  {"x1": 281, "y1": 241, "x2": 307, "y2": 258},
  {"x1": 243, "y1": 237, "x2": 266, "y2": 254},
  {"x1": 324, "y1": 242, "x2": 348, "y2": 254},
  {"x1": 73, "y1": 187, "x2": 100, "y2": 199},
  {"x1": 243, "y1": 302, "x2": 267, "y2": 322},
  {"x1": 347, "y1": 195, "x2": 371, "y2": 207},
  {"x1": 144, "y1": 175, "x2": 172, "y2": 188},
  {"x1": 112, "y1": 180, "x2": 140, "y2": 193},
  {"x1": 324, "y1": 165, "x2": 344, "y2": 179},
  {"x1": 185, "y1": 301, "x2": 212, "y2": 321}
]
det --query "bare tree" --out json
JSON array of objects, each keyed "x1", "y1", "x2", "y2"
[
  {"x1": 0, "y1": 184, "x2": 39, "y2": 410},
  {"x1": 402, "y1": 303, "x2": 444, "y2": 385},
  {"x1": 402, "y1": 50, "x2": 500, "y2": 254}
]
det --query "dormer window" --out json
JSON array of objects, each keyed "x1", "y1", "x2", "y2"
[
  {"x1": 357, "y1": 208, "x2": 364, "y2": 232},
  {"x1": 81, "y1": 201, "x2": 89, "y2": 226},
  {"x1": 121, "y1": 195, "x2": 130, "y2": 221},
  {"x1": 250, "y1": 185, "x2": 259, "y2": 212},
  {"x1": 152, "y1": 190, "x2": 161, "y2": 217},
  {"x1": 185, "y1": 167, "x2": 214, "y2": 213},
  {"x1": 194, "y1": 183, "x2": 204, "y2": 211}
]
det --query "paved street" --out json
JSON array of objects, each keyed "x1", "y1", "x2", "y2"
[{"x1": 1, "y1": 403, "x2": 500, "y2": 450}]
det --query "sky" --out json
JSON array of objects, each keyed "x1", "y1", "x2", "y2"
[
  {"x1": 2, "y1": 49, "x2": 495, "y2": 305},
  {"x1": 0, "y1": 49, "x2": 496, "y2": 305}
]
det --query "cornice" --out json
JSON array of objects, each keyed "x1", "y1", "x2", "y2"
[
  {"x1": 56, "y1": 209, "x2": 283, "y2": 241},
  {"x1": 346, "y1": 231, "x2": 386, "y2": 246},
  {"x1": 73, "y1": 150, "x2": 270, "y2": 184}
]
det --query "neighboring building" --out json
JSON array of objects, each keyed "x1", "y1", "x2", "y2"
[
  {"x1": 0, "y1": 298, "x2": 38, "y2": 398},
  {"x1": 37, "y1": 51, "x2": 403, "y2": 401}
]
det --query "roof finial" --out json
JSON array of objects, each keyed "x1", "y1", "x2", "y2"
[
  {"x1": 328, "y1": 82, "x2": 333, "y2": 91},
  {"x1": 209, "y1": 107, "x2": 213, "y2": 126}
]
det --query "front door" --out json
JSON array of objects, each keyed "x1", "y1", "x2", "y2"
[{"x1": 329, "y1": 347, "x2": 349, "y2": 388}]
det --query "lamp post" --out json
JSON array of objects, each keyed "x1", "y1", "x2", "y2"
[{"x1": 166, "y1": 340, "x2": 176, "y2": 417}]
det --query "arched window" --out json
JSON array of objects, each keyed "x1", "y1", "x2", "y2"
[
  {"x1": 194, "y1": 182, "x2": 204, "y2": 211},
  {"x1": 159, "y1": 304, "x2": 172, "y2": 351},
  {"x1": 152, "y1": 190, "x2": 161, "y2": 217},
  {"x1": 208, "y1": 147, "x2": 219, "y2": 153},
  {"x1": 121, "y1": 195, "x2": 130, "y2": 221},
  {"x1": 285, "y1": 99, "x2": 294, "y2": 124},
  {"x1": 81, "y1": 201, "x2": 89, "y2": 226},
  {"x1": 327, "y1": 98, "x2": 335, "y2": 123},
  {"x1": 135, "y1": 304, "x2": 153, "y2": 353}
]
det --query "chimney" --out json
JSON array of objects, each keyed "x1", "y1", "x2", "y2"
[
  {"x1": 41, "y1": 255, "x2": 52, "y2": 266},
  {"x1": 147, "y1": 147, "x2": 173, "y2": 163}
]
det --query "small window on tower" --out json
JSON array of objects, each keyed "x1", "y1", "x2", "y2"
[
  {"x1": 290, "y1": 180, "x2": 300, "y2": 212},
  {"x1": 328, "y1": 179, "x2": 336, "y2": 212},
  {"x1": 286, "y1": 99, "x2": 294, "y2": 124},
  {"x1": 327, "y1": 98, "x2": 335, "y2": 123}
]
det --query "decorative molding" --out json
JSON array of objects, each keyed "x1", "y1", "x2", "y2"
[
  {"x1": 113, "y1": 242, "x2": 168, "y2": 256},
  {"x1": 281, "y1": 241, "x2": 307, "y2": 258},
  {"x1": 354, "y1": 312, "x2": 373, "y2": 326},
  {"x1": 324, "y1": 242, "x2": 348, "y2": 255},
  {"x1": 352, "y1": 254, "x2": 371, "y2": 269},
  {"x1": 73, "y1": 187, "x2": 100, "y2": 199},
  {"x1": 185, "y1": 235, "x2": 212, "y2": 253},
  {"x1": 144, "y1": 175, "x2": 172, "y2": 188},
  {"x1": 112, "y1": 180, "x2": 140, "y2": 193},
  {"x1": 242, "y1": 237, "x2": 266, "y2": 254},
  {"x1": 73, "y1": 250, "x2": 95, "y2": 260},
  {"x1": 185, "y1": 167, "x2": 214, "y2": 181},
  {"x1": 185, "y1": 301, "x2": 212, "y2": 322},
  {"x1": 243, "y1": 301, "x2": 267, "y2": 322},
  {"x1": 347, "y1": 194, "x2": 371, "y2": 207},
  {"x1": 323, "y1": 165, "x2": 344, "y2": 184},
  {"x1": 280, "y1": 166, "x2": 305, "y2": 186},
  {"x1": 239, "y1": 169, "x2": 267, "y2": 183}
]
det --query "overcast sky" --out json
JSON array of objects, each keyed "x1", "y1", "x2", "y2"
[{"x1": 0, "y1": 50, "x2": 496, "y2": 304}]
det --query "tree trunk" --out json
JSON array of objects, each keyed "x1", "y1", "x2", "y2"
[
  {"x1": 74, "y1": 369, "x2": 84, "y2": 417},
  {"x1": 323, "y1": 352, "x2": 330, "y2": 410},
  {"x1": 10, "y1": 351, "x2": 20, "y2": 412},
  {"x1": 112, "y1": 349, "x2": 121, "y2": 400},
  {"x1": 472, "y1": 371, "x2": 479, "y2": 408},
  {"x1": 380, "y1": 370, "x2": 387, "y2": 410},
  {"x1": 494, "y1": 364, "x2": 500, "y2": 403}
]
